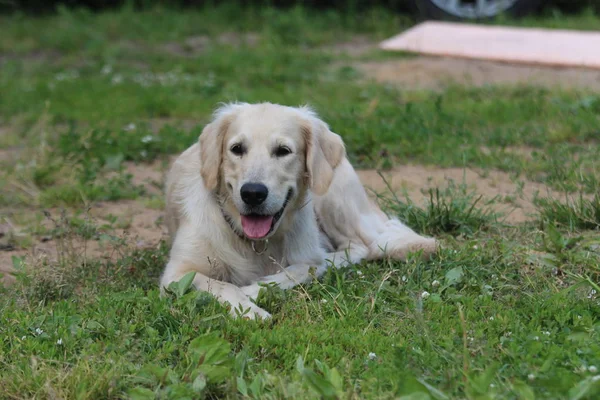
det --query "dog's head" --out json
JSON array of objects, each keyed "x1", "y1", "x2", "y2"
[{"x1": 199, "y1": 102, "x2": 345, "y2": 240}]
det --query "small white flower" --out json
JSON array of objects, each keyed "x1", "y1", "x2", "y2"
[
  {"x1": 589, "y1": 366, "x2": 598, "y2": 373},
  {"x1": 576, "y1": 365, "x2": 588, "y2": 373},
  {"x1": 431, "y1": 280, "x2": 440, "y2": 288},
  {"x1": 141, "y1": 135, "x2": 154, "y2": 143},
  {"x1": 320, "y1": 299, "x2": 328, "y2": 304},
  {"x1": 592, "y1": 375, "x2": 600, "y2": 382},
  {"x1": 505, "y1": 331, "x2": 512, "y2": 337},
  {"x1": 111, "y1": 74, "x2": 123, "y2": 85},
  {"x1": 489, "y1": 383, "x2": 496, "y2": 388},
  {"x1": 21, "y1": 336, "x2": 26, "y2": 340},
  {"x1": 473, "y1": 245, "x2": 478, "y2": 249},
  {"x1": 421, "y1": 291, "x2": 430, "y2": 299},
  {"x1": 124, "y1": 123, "x2": 136, "y2": 131},
  {"x1": 35, "y1": 328, "x2": 43, "y2": 335},
  {"x1": 101, "y1": 65, "x2": 113, "y2": 75},
  {"x1": 57, "y1": 338, "x2": 63, "y2": 345},
  {"x1": 533, "y1": 336, "x2": 539, "y2": 341},
  {"x1": 401, "y1": 275, "x2": 407, "y2": 282},
  {"x1": 356, "y1": 270, "x2": 363, "y2": 277},
  {"x1": 577, "y1": 315, "x2": 582, "y2": 319},
  {"x1": 528, "y1": 373, "x2": 535, "y2": 381},
  {"x1": 368, "y1": 352, "x2": 377, "y2": 360},
  {"x1": 543, "y1": 331, "x2": 551, "y2": 336},
  {"x1": 489, "y1": 316, "x2": 494, "y2": 321}
]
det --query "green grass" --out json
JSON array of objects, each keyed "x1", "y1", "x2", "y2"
[{"x1": 1, "y1": 4, "x2": 600, "y2": 399}]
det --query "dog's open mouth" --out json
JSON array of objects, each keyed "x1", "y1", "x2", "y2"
[{"x1": 240, "y1": 189, "x2": 293, "y2": 239}]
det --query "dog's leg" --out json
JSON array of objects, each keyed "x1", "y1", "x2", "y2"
[
  {"x1": 161, "y1": 262, "x2": 271, "y2": 320},
  {"x1": 315, "y1": 158, "x2": 438, "y2": 261},
  {"x1": 240, "y1": 246, "x2": 368, "y2": 300}
]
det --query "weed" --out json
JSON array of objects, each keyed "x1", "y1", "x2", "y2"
[{"x1": 536, "y1": 194, "x2": 600, "y2": 230}]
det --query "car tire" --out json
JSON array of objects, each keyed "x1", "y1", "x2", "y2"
[{"x1": 413, "y1": 0, "x2": 542, "y2": 21}]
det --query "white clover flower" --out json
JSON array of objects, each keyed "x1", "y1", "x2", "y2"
[
  {"x1": 431, "y1": 280, "x2": 440, "y2": 288},
  {"x1": 421, "y1": 291, "x2": 430, "y2": 299},
  {"x1": 57, "y1": 338, "x2": 63, "y2": 345},
  {"x1": 35, "y1": 328, "x2": 43, "y2": 335},
  {"x1": 401, "y1": 275, "x2": 407, "y2": 282},
  {"x1": 124, "y1": 123, "x2": 136, "y2": 131},
  {"x1": 111, "y1": 74, "x2": 123, "y2": 85},
  {"x1": 473, "y1": 245, "x2": 478, "y2": 249},
  {"x1": 543, "y1": 331, "x2": 551, "y2": 336},
  {"x1": 589, "y1": 366, "x2": 598, "y2": 373},
  {"x1": 141, "y1": 135, "x2": 154, "y2": 144},
  {"x1": 528, "y1": 373, "x2": 535, "y2": 381},
  {"x1": 489, "y1": 316, "x2": 494, "y2": 321},
  {"x1": 356, "y1": 270, "x2": 363, "y2": 277},
  {"x1": 368, "y1": 352, "x2": 377, "y2": 360}
]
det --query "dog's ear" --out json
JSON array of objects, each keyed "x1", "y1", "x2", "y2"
[
  {"x1": 301, "y1": 115, "x2": 345, "y2": 195},
  {"x1": 199, "y1": 105, "x2": 239, "y2": 190}
]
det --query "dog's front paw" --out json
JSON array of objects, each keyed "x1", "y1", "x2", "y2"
[{"x1": 240, "y1": 283, "x2": 263, "y2": 300}]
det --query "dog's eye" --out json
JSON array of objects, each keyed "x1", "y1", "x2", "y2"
[
  {"x1": 274, "y1": 146, "x2": 292, "y2": 157},
  {"x1": 230, "y1": 144, "x2": 245, "y2": 156}
]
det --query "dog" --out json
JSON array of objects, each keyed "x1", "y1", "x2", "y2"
[{"x1": 160, "y1": 102, "x2": 437, "y2": 319}]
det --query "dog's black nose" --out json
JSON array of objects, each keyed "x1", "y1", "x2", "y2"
[{"x1": 240, "y1": 183, "x2": 269, "y2": 206}]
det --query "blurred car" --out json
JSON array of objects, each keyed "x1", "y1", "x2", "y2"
[{"x1": 412, "y1": 0, "x2": 543, "y2": 20}]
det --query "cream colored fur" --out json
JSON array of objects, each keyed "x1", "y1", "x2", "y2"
[{"x1": 161, "y1": 102, "x2": 437, "y2": 319}]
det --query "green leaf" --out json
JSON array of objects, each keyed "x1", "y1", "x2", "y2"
[
  {"x1": 11, "y1": 256, "x2": 25, "y2": 270},
  {"x1": 444, "y1": 266, "x2": 464, "y2": 286},
  {"x1": 398, "y1": 393, "x2": 431, "y2": 400},
  {"x1": 513, "y1": 380, "x2": 535, "y2": 400},
  {"x1": 237, "y1": 376, "x2": 248, "y2": 397},
  {"x1": 416, "y1": 378, "x2": 450, "y2": 400},
  {"x1": 568, "y1": 376, "x2": 600, "y2": 400},
  {"x1": 127, "y1": 387, "x2": 156, "y2": 400},
  {"x1": 188, "y1": 332, "x2": 232, "y2": 382},
  {"x1": 302, "y1": 367, "x2": 338, "y2": 399},
  {"x1": 192, "y1": 375, "x2": 207, "y2": 394},
  {"x1": 176, "y1": 272, "x2": 196, "y2": 297},
  {"x1": 467, "y1": 363, "x2": 499, "y2": 396},
  {"x1": 398, "y1": 375, "x2": 447, "y2": 400}
]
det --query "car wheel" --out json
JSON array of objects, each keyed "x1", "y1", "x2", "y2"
[{"x1": 413, "y1": 0, "x2": 542, "y2": 20}]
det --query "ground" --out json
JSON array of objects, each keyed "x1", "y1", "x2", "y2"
[{"x1": 0, "y1": 5, "x2": 599, "y2": 399}]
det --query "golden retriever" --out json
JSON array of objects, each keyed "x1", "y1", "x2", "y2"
[{"x1": 160, "y1": 102, "x2": 437, "y2": 319}]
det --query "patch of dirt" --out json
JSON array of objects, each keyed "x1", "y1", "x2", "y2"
[
  {"x1": 0, "y1": 50, "x2": 62, "y2": 65},
  {"x1": 0, "y1": 200, "x2": 167, "y2": 286},
  {"x1": 162, "y1": 32, "x2": 260, "y2": 57},
  {"x1": 324, "y1": 35, "x2": 378, "y2": 57},
  {"x1": 356, "y1": 165, "x2": 565, "y2": 224},
  {"x1": 357, "y1": 56, "x2": 600, "y2": 91}
]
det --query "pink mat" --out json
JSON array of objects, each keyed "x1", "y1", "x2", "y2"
[{"x1": 379, "y1": 21, "x2": 600, "y2": 69}]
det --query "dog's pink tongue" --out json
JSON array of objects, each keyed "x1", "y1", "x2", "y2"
[{"x1": 241, "y1": 215, "x2": 273, "y2": 239}]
